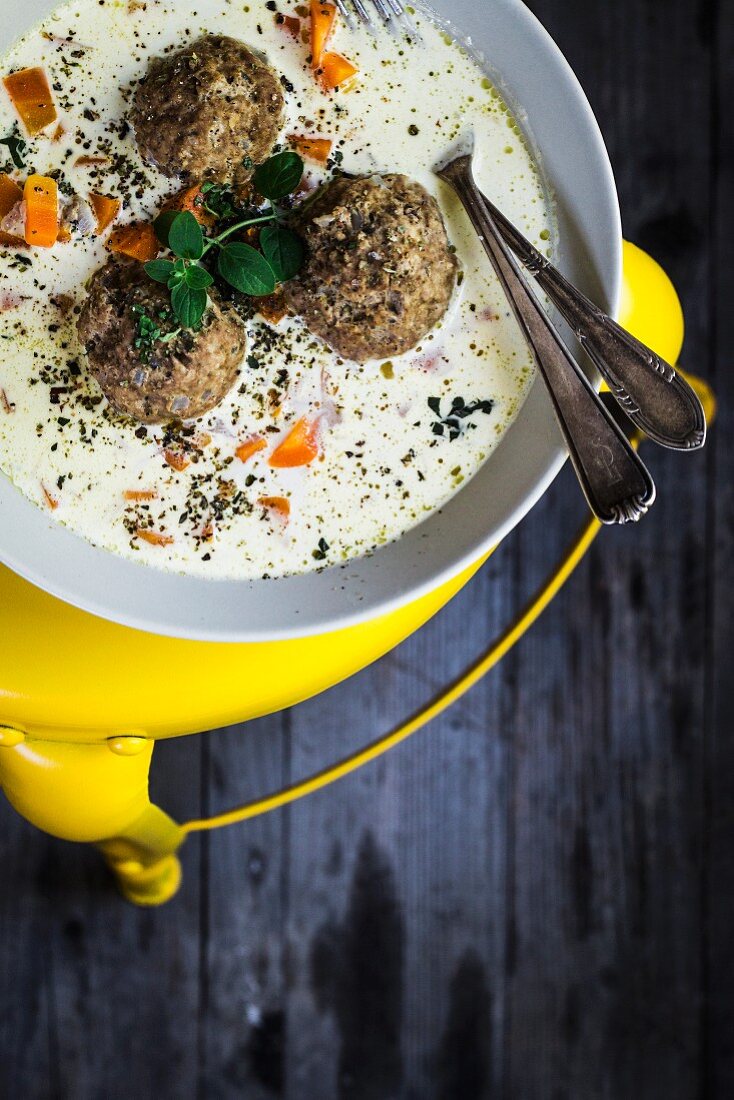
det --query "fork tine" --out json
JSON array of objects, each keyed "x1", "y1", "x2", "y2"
[
  {"x1": 334, "y1": 0, "x2": 356, "y2": 27},
  {"x1": 370, "y1": 0, "x2": 394, "y2": 24},
  {"x1": 350, "y1": 0, "x2": 375, "y2": 27},
  {"x1": 385, "y1": 0, "x2": 423, "y2": 42}
]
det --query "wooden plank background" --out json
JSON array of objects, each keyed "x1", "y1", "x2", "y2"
[{"x1": 1, "y1": 0, "x2": 732, "y2": 1096}]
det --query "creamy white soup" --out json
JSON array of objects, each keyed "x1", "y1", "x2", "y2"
[{"x1": 0, "y1": 0, "x2": 553, "y2": 579}]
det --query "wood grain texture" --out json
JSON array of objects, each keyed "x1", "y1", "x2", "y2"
[{"x1": 0, "y1": 1, "x2": 731, "y2": 1097}]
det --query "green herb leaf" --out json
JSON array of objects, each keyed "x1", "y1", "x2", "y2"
[
  {"x1": 144, "y1": 258, "x2": 176, "y2": 284},
  {"x1": 217, "y1": 242, "x2": 276, "y2": 296},
  {"x1": 259, "y1": 225, "x2": 304, "y2": 283},
  {"x1": 183, "y1": 264, "x2": 214, "y2": 289},
  {"x1": 201, "y1": 181, "x2": 239, "y2": 220},
  {"x1": 167, "y1": 212, "x2": 204, "y2": 260},
  {"x1": 252, "y1": 151, "x2": 304, "y2": 201},
  {"x1": 153, "y1": 209, "x2": 179, "y2": 248},
  {"x1": 312, "y1": 536, "x2": 330, "y2": 561},
  {"x1": 428, "y1": 395, "x2": 494, "y2": 440},
  {"x1": 171, "y1": 281, "x2": 208, "y2": 329},
  {"x1": 0, "y1": 132, "x2": 27, "y2": 169}
]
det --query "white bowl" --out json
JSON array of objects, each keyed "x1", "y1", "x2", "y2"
[{"x1": 0, "y1": 0, "x2": 620, "y2": 641}]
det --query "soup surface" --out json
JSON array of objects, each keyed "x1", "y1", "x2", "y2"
[{"x1": 0, "y1": 0, "x2": 553, "y2": 579}]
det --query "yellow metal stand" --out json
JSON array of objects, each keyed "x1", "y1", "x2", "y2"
[
  {"x1": 0, "y1": 243, "x2": 715, "y2": 906},
  {"x1": 0, "y1": 734, "x2": 184, "y2": 905}
]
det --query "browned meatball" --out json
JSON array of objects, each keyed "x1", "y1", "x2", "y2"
[
  {"x1": 129, "y1": 35, "x2": 285, "y2": 186},
  {"x1": 284, "y1": 174, "x2": 457, "y2": 362},
  {"x1": 78, "y1": 258, "x2": 246, "y2": 423}
]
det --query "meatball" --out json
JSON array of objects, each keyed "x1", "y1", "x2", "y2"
[
  {"x1": 129, "y1": 35, "x2": 285, "y2": 186},
  {"x1": 284, "y1": 174, "x2": 457, "y2": 362},
  {"x1": 78, "y1": 258, "x2": 246, "y2": 423}
]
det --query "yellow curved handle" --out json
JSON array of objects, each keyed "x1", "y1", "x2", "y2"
[
  {"x1": 0, "y1": 242, "x2": 715, "y2": 906},
  {"x1": 180, "y1": 241, "x2": 717, "y2": 837},
  {"x1": 619, "y1": 241, "x2": 716, "y2": 424}
]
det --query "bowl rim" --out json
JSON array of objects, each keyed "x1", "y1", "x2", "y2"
[{"x1": 0, "y1": 0, "x2": 621, "y2": 641}]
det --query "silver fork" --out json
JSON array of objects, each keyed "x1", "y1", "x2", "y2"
[
  {"x1": 439, "y1": 153, "x2": 656, "y2": 524},
  {"x1": 335, "y1": 0, "x2": 421, "y2": 40}
]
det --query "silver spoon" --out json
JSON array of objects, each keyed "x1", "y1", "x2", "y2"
[
  {"x1": 477, "y1": 195, "x2": 705, "y2": 451},
  {"x1": 438, "y1": 153, "x2": 656, "y2": 524}
]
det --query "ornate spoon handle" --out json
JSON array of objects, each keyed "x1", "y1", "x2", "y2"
[
  {"x1": 480, "y1": 195, "x2": 706, "y2": 450},
  {"x1": 438, "y1": 154, "x2": 655, "y2": 524}
]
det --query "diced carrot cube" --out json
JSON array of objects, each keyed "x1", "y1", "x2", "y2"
[
  {"x1": 268, "y1": 416, "x2": 320, "y2": 468},
  {"x1": 3, "y1": 67, "x2": 57, "y2": 135},
  {"x1": 235, "y1": 436, "x2": 267, "y2": 464},
  {"x1": 89, "y1": 193, "x2": 120, "y2": 235},
  {"x1": 161, "y1": 183, "x2": 215, "y2": 227},
  {"x1": 24, "y1": 174, "x2": 58, "y2": 248},
  {"x1": 288, "y1": 134, "x2": 333, "y2": 164},
  {"x1": 163, "y1": 448, "x2": 191, "y2": 471},
  {"x1": 310, "y1": 1, "x2": 337, "y2": 67},
  {"x1": 107, "y1": 221, "x2": 160, "y2": 262},
  {"x1": 136, "y1": 528, "x2": 174, "y2": 546},
  {"x1": 317, "y1": 52, "x2": 358, "y2": 91},
  {"x1": 258, "y1": 495, "x2": 291, "y2": 518}
]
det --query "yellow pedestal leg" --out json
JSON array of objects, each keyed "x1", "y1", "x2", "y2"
[{"x1": 0, "y1": 732, "x2": 184, "y2": 905}]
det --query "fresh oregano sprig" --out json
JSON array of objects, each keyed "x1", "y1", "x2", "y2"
[{"x1": 143, "y1": 151, "x2": 306, "y2": 331}]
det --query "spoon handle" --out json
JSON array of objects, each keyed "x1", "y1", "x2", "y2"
[
  {"x1": 438, "y1": 155, "x2": 655, "y2": 524},
  {"x1": 480, "y1": 195, "x2": 706, "y2": 451}
]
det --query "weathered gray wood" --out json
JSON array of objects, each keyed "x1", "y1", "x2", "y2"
[
  {"x1": 0, "y1": 734, "x2": 204, "y2": 1100},
  {"x1": 706, "y1": 0, "x2": 734, "y2": 1095},
  {"x1": 503, "y1": 2, "x2": 714, "y2": 1096},
  {"x1": 196, "y1": 717, "x2": 289, "y2": 1099},
  {"x1": 282, "y1": 552, "x2": 517, "y2": 1099}
]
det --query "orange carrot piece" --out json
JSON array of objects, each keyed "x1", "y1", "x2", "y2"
[
  {"x1": 0, "y1": 228, "x2": 23, "y2": 248},
  {"x1": 277, "y1": 13, "x2": 301, "y2": 38},
  {"x1": 24, "y1": 174, "x2": 58, "y2": 248},
  {"x1": 289, "y1": 134, "x2": 333, "y2": 164},
  {"x1": 123, "y1": 488, "x2": 158, "y2": 501},
  {"x1": 0, "y1": 174, "x2": 24, "y2": 247},
  {"x1": 161, "y1": 183, "x2": 215, "y2": 227},
  {"x1": 256, "y1": 292, "x2": 288, "y2": 325},
  {"x1": 259, "y1": 495, "x2": 291, "y2": 518},
  {"x1": 107, "y1": 221, "x2": 160, "y2": 262},
  {"x1": 318, "y1": 52, "x2": 358, "y2": 91},
  {"x1": 136, "y1": 528, "x2": 174, "y2": 547},
  {"x1": 3, "y1": 67, "x2": 57, "y2": 136},
  {"x1": 89, "y1": 193, "x2": 120, "y2": 235},
  {"x1": 0, "y1": 174, "x2": 22, "y2": 219},
  {"x1": 74, "y1": 155, "x2": 111, "y2": 167},
  {"x1": 41, "y1": 483, "x2": 58, "y2": 510},
  {"x1": 0, "y1": 388, "x2": 15, "y2": 414},
  {"x1": 268, "y1": 416, "x2": 320, "y2": 468},
  {"x1": 310, "y1": 0, "x2": 337, "y2": 67},
  {"x1": 163, "y1": 448, "x2": 190, "y2": 471},
  {"x1": 235, "y1": 436, "x2": 267, "y2": 464}
]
